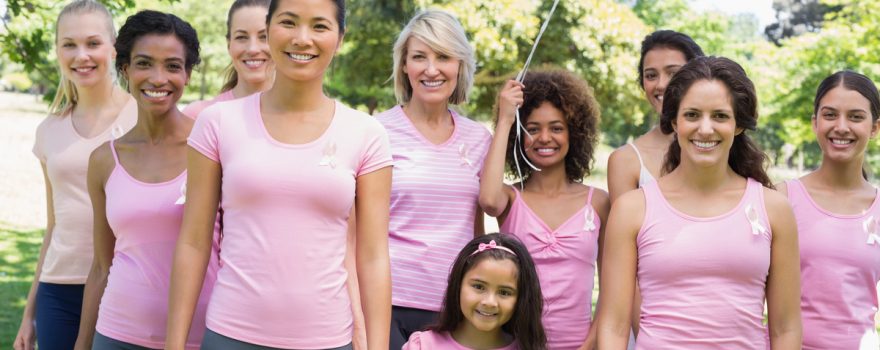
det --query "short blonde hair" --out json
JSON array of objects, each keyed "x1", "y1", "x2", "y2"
[{"x1": 392, "y1": 10, "x2": 475, "y2": 105}]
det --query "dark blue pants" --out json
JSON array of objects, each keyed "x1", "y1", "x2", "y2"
[
  {"x1": 35, "y1": 282, "x2": 85, "y2": 350},
  {"x1": 389, "y1": 306, "x2": 438, "y2": 350}
]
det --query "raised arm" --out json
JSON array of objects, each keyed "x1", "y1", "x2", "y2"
[
  {"x1": 763, "y1": 189, "x2": 802, "y2": 349},
  {"x1": 354, "y1": 166, "x2": 393, "y2": 350},
  {"x1": 73, "y1": 144, "x2": 116, "y2": 350},
  {"x1": 479, "y1": 80, "x2": 523, "y2": 217},
  {"x1": 165, "y1": 149, "x2": 221, "y2": 350}
]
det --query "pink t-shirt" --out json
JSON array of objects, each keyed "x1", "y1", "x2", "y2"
[
  {"x1": 787, "y1": 179, "x2": 880, "y2": 349},
  {"x1": 500, "y1": 187, "x2": 599, "y2": 350},
  {"x1": 31, "y1": 98, "x2": 137, "y2": 284},
  {"x1": 188, "y1": 93, "x2": 392, "y2": 349},
  {"x1": 636, "y1": 178, "x2": 771, "y2": 349},
  {"x1": 403, "y1": 331, "x2": 517, "y2": 350},
  {"x1": 375, "y1": 105, "x2": 491, "y2": 311},
  {"x1": 96, "y1": 141, "x2": 219, "y2": 349},
  {"x1": 182, "y1": 90, "x2": 234, "y2": 119}
]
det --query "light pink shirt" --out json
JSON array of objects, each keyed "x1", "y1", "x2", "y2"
[
  {"x1": 31, "y1": 99, "x2": 137, "y2": 284},
  {"x1": 636, "y1": 178, "x2": 771, "y2": 349},
  {"x1": 787, "y1": 179, "x2": 880, "y2": 349},
  {"x1": 375, "y1": 105, "x2": 491, "y2": 312},
  {"x1": 188, "y1": 93, "x2": 392, "y2": 349},
  {"x1": 96, "y1": 141, "x2": 219, "y2": 349},
  {"x1": 500, "y1": 187, "x2": 599, "y2": 350},
  {"x1": 182, "y1": 90, "x2": 234, "y2": 119},
  {"x1": 403, "y1": 331, "x2": 517, "y2": 350}
]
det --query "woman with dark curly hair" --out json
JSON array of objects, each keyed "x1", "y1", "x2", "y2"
[
  {"x1": 598, "y1": 57, "x2": 801, "y2": 349},
  {"x1": 72, "y1": 9, "x2": 216, "y2": 350},
  {"x1": 479, "y1": 70, "x2": 610, "y2": 349}
]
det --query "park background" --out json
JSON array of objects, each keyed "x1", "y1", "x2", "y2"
[{"x1": 1, "y1": 0, "x2": 879, "y2": 346}]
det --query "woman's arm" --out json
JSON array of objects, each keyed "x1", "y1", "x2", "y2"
[
  {"x1": 763, "y1": 189, "x2": 802, "y2": 349},
  {"x1": 581, "y1": 190, "x2": 611, "y2": 350},
  {"x1": 73, "y1": 144, "x2": 116, "y2": 350},
  {"x1": 473, "y1": 204, "x2": 485, "y2": 237},
  {"x1": 165, "y1": 149, "x2": 221, "y2": 350},
  {"x1": 13, "y1": 163, "x2": 56, "y2": 350},
  {"x1": 355, "y1": 166, "x2": 393, "y2": 349},
  {"x1": 597, "y1": 190, "x2": 644, "y2": 350},
  {"x1": 478, "y1": 80, "x2": 523, "y2": 217}
]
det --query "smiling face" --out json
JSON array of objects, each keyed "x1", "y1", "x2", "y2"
[
  {"x1": 267, "y1": 0, "x2": 341, "y2": 83},
  {"x1": 123, "y1": 34, "x2": 189, "y2": 115},
  {"x1": 523, "y1": 102, "x2": 569, "y2": 169},
  {"x1": 228, "y1": 5, "x2": 274, "y2": 87},
  {"x1": 672, "y1": 79, "x2": 742, "y2": 168},
  {"x1": 458, "y1": 257, "x2": 518, "y2": 335},
  {"x1": 642, "y1": 47, "x2": 687, "y2": 114},
  {"x1": 403, "y1": 37, "x2": 460, "y2": 106},
  {"x1": 56, "y1": 11, "x2": 116, "y2": 89},
  {"x1": 814, "y1": 85, "x2": 879, "y2": 164}
]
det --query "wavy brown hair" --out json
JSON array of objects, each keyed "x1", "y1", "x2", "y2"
[
  {"x1": 501, "y1": 69, "x2": 601, "y2": 183},
  {"x1": 659, "y1": 56, "x2": 773, "y2": 188}
]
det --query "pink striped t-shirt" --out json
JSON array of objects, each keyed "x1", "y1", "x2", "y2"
[
  {"x1": 375, "y1": 105, "x2": 492, "y2": 311},
  {"x1": 787, "y1": 179, "x2": 880, "y2": 349},
  {"x1": 636, "y1": 178, "x2": 771, "y2": 349},
  {"x1": 182, "y1": 90, "x2": 234, "y2": 119},
  {"x1": 403, "y1": 331, "x2": 517, "y2": 350},
  {"x1": 188, "y1": 93, "x2": 392, "y2": 349}
]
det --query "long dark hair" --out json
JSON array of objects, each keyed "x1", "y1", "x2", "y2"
[
  {"x1": 659, "y1": 56, "x2": 773, "y2": 188},
  {"x1": 433, "y1": 233, "x2": 546, "y2": 350},
  {"x1": 220, "y1": 0, "x2": 271, "y2": 93},
  {"x1": 637, "y1": 30, "x2": 705, "y2": 89}
]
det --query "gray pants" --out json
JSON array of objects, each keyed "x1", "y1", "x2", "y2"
[
  {"x1": 92, "y1": 332, "x2": 158, "y2": 350},
  {"x1": 201, "y1": 329, "x2": 353, "y2": 350}
]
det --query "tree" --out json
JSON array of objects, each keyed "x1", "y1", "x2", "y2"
[{"x1": 764, "y1": 0, "x2": 842, "y2": 46}]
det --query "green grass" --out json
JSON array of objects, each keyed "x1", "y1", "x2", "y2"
[{"x1": 0, "y1": 224, "x2": 42, "y2": 347}]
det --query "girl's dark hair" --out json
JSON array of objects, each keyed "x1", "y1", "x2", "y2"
[
  {"x1": 221, "y1": 0, "x2": 271, "y2": 93},
  {"x1": 266, "y1": 0, "x2": 345, "y2": 34},
  {"x1": 638, "y1": 30, "x2": 705, "y2": 89},
  {"x1": 115, "y1": 10, "x2": 200, "y2": 76},
  {"x1": 814, "y1": 70, "x2": 880, "y2": 122},
  {"x1": 659, "y1": 56, "x2": 773, "y2": 188},
  {"x1": 502, "y1": 70, "x2": 601, "y2": 183},
  {"x1": 434, "y1": 233, "x2": 546, "y2": 350}
]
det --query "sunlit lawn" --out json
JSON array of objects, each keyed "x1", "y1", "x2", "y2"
[{"x1": 0, "y1": 224, "x2": 41, "y2": 346}]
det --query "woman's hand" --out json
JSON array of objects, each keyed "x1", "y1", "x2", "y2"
[{"x1": 497, "y1": 80, "x2": 524, "y2": 126}]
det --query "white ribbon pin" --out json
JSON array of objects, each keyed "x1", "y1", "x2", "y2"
[
  {"x1": 174, "y1": 181, "x2": 186, "y2": 205},
  {"x1": 864, "y1": 216, "x2": 880, "y2": 246},
  {"x1": 459, "y1": 144, "x2": 473, "y2": 167},
  {"x1": 745, "y1": 204, "x2": 767, "y2": 236},
  {"x1": 110, "y1": 124, "x2": 125, "y2": 140},
  {"x1": 583, "y1": 207, "x2": 596, "y2": 232},
  {"x1": 319, "y1": 141, "x2": 337, "y2": 169}
]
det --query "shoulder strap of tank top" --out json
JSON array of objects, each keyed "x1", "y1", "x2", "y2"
[
  {"x1": 784, "y1": 178, "x2": 807, "y2": 202},
  {"x1": 629, "y1": 142, "x2": 646, "y2": 167},
  {"x1": 586, "y1": 186, "x2": 595, "y2": 206},
  {"x1": 109, "y1": 138, "x2": 120, "y2": 166}
]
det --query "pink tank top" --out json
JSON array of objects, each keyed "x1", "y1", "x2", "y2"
[
  {"x1": 499, "y1": 186, "x2": 599, "y2": 350},
  {"x1": 636, "y1": 178, "x2": 771, "y2": 349},
  {"x1": 95, "y1": 140, "x2": 219, "y2": 349},
  {"x1": 787, "y1": 179, "x2": 880, "y2": 349}
]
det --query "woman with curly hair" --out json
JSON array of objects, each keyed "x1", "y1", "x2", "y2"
[{"x1": 479, "y1": 69, "x2": 610, "y2": 349}]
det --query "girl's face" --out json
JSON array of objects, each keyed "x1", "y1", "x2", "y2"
[
  {"x1": 123, "y1": 34, "x2": 189, "y2": 116},
  {"x1": 523, "y1": 102, "x2": 569, "y2": 169},
  {"x1": 672, "y1": 80, "x2": 742, "y2": 168},
  {"x1": 228, "y1": 6, "x2": 274, "y2": 87},
  {"x1": 813, "y1": 85, "x2": 879, "y2": 163},
  {"x1": 642, "y1": 47, "x2": 687, "y2": 114},
  {"x1": 267, "y1": 0, "x2": 342, "y2": 83},
  {"x1": 403, "y1": 37, "x2": 460, "y2": 106},
  {"x1": 459, "y1": 258, "x2": 518, "y2": 335},
  {"x1": 56, "y1": 12, "x2": 116, "y2": 89}
]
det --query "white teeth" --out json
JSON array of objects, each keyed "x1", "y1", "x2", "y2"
[
  {"x1": 144, "y1": 90, "x2": 170, "y2": 98},
  {"x1": 244, "y1": 60, "x2": 264, "y2": 67},
  {"x1": 693, "y1": 140, "x2": 719, "y2": 149},
  {"x1": 535, "y1": 148, "x2": 556, "y2": 155},
  {"x1": 287, "y1": 53, "x2": 316, "y2": 61},
  {"x1": 476, "y1": 310, "x2": 497, "y2": 317},
  {"x1": 74, "y1": 67, "x2": 94, "y2": 73},
  {"x1": 831, "y1": 138, "x2": 853, "y2": 145},
  {"x1": 657, "y1": 95, "x2": 663, "y2": 102},
  {"x1": 422, "y1": 80, "x2": 444, "y2": 87}
]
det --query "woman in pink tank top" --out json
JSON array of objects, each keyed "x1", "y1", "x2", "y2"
[
  {"x1": 479, "y1": 70, "x2": 610, "y2": 349},
  {"x1": 597, "y1": 57, "x2": 802, "y2": 349},
  {"x1": 778, "y1": 71, "x2": 880, "y2": 349},
  {"x1": 73, "y1": 11, "x2": 215, "y2": 350}
]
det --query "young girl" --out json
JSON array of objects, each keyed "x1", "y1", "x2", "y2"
[
  {"x1": 403, "y1": 233, "x2": 546, "y2": 350},
  {"x1": 182, "y1": 0, "x2": 274, "y2": 118},
  {"x1": 778, "y1": 71, "x2": 880, "y2": 349},
  {"x1": 15, "y1": 1, "x2": 136, "y2": 349},
  {"x1": 165, "y1": 0, "x2": 392, "y2": 349},
  {"x1": 71, "y1": 10, "x2": 216, "y2": 350},
  {"x1": 479, "y1": 70, "x2": 609, "y2": 349},
  {"x1": 597, "y1": 57, "x2": 802, "y2": 349}
]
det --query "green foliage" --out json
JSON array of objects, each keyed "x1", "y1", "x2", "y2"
[{"x1": 3, "y1": 72, "x2": 34, "y2": 91}]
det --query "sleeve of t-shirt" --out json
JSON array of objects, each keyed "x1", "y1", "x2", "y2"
[
  {"x1": 401, "y1": 331, "x2": 424, "y2": 350},
  {"x1": 182, "y1": 100, "x2": 208, "y2": 120},
  {"x1": 475, "y1": 124, "x2": 493, "y2": 179},
  {"x1": 356, "y1": 117, "x2": 393, "y2": 177},
  {"x1": 32, "y1": 117, "x2": 49, "y2": 163},
  {"x1": 187, "y1": 105, "x2": 222, "y2": 163}
]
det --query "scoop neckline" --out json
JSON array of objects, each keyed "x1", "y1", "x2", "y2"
[
  {"x1": 254, "y1": 92, "x2": 339, "y2": 148},
  {"x1": 654, "y1": 178, "x2": 753, "y2": 222}
]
